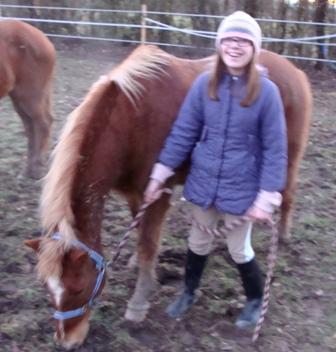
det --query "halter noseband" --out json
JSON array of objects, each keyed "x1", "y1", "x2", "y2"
[{"x1": 51, "y1": 233, "x2": 107, "y2": 320}]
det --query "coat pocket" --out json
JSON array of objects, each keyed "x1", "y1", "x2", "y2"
[
  {"x1": 192, "y1": 126, "x2": 207, "y2": 163},
  {"x1": 193, "y1": 126, "x2": 208, "y2": 151}
]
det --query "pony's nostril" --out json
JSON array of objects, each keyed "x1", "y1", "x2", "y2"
[
  {"x1": 68, "y1": 342, "x2": 80, "y2": 351},
  {"x1": 56, "y1": 339, "x2": 81, "y2": 351}
]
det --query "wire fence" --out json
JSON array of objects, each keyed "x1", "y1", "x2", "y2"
[{"x1": 0, "y1": 4, "x2": 336, "y2": 68}]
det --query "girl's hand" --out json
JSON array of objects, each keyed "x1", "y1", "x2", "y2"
[
  {"x1": 245, "y1": 205, "x2": 272, "y2": 223},
  {"x1": 144, "y1": 179, "x2": 164, "y2": 203}
]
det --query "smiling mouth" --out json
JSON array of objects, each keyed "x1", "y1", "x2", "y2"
[{"x1": 228, "y1": 53, "x2": 241, "y2": 58}]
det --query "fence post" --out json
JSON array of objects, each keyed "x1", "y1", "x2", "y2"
[{"x1": 141, "y1": 4, "x2": 147, "y2": 45}]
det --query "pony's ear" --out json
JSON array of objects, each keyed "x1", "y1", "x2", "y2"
[
  {"x1": 67, "y1": 247, "x2": 88, "y2": 263},
  {"x1": 24, "y1": 238, "x2": 42, "y2": 252}
]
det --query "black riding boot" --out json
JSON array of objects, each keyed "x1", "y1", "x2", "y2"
[
  {"x1": 166, "y1": 248, "x2": 208, "y2": 318},
  {"x1": 235, "y1": 257, "x2": 264, "y2": 328}
]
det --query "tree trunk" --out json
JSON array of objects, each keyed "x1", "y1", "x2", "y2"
[
  {"x1": 313, "y1": 0, "x2": 328, "y2": 70},
  {"x1": 275, "y1": 0, "x2": 290, "y2": 54},
  {"x1": 243, "y1": 0, "x2": 260, "y2": 18},
  {"x1": 189, "y1": 0, "x2": 213, "y2": 53},
  {"x1": 158, "y1": 0, "x2": 173, "y2": 48}
]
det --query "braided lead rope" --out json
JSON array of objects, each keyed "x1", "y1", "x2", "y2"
[
  {"x1": 109, "y1": 188, "x2": 173, "y2": 266},
  {"x1": 181, "y1": 206, "x2": 279, "y2": 343},
  {"x1": 252, "y1": 220, "x2": 278, "y2": 342}
]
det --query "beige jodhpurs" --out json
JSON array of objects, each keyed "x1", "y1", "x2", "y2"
[{"x1": 188, "y1": 204, "x2": 255, "y2": 264}]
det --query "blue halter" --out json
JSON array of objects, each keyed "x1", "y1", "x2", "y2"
[{"x1": 52, "y1": 233, "x2": 107, "y2": 320}]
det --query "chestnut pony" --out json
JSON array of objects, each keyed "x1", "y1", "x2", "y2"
[
  {"x1": 25, "y1": 45, "x2": 311, "y2": 349},
  {"x1": 0, "y1": 19, "x2": 55, "y2": 179}
]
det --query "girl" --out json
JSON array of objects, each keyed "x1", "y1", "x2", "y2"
[{"x1": 144, "y1": 11, "x2": 287, "y2": 328}]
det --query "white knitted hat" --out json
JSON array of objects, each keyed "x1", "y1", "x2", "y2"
[{"x1": 216, "y1": 11, "x2": 262, "y2": 55}]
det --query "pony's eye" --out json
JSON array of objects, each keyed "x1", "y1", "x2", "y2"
[{"x1": 73, "y1": 289, "x2": 84, "y2": 296}]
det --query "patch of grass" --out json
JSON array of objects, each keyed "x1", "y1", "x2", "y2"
[
  {"x1": 21, "y1": 289, "x2": 38, "y2": 300},
  {"x1": 115, "y1": 329, "x2": 133, "y2": 344},
  {"x1": 300, "y1": 215, "x2": 333, "y2": 230}
]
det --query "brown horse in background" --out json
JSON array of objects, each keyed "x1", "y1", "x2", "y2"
[
  {"x1": 24, "y1": 45, "x2": 311, "y2": 349},
  {"x1": 0, "y1": 19, "x2": 55, "y2": 179}
]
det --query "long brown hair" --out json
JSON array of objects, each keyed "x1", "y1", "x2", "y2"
[{"x1": 208, "y1": 53, "x2": 260, "y2": 107}]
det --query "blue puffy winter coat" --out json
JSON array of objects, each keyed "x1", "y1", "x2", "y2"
[{"x1": 158, "y1": 71, "x2": 288, "y2": 215}]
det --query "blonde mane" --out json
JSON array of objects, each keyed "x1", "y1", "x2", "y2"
[{"x1": 40, "y1": 45, "x2": 171, "y2": 264}]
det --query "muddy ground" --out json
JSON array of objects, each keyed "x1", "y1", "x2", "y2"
[{"x1": 0, "y1": 43, "x2": 336, "y2": 352}]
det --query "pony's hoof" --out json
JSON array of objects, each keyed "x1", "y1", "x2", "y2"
[
  {"x1": 124, "y1": 299, "x2": 150, "y2": 322},
  {"x1": 18, "y1": 168, "x2": 43, "y2": 180},
  {"x1": 124, "y1": 307, "x2": 148, "y2": 322},
  {"x1": 277, "y1": 224, "x2": 292, "y2": 246},
  {"x1": 279, "y1": 236, "x2": 291, "y2": 246},
  {"x1": 278, "y1": 230, "x2": 292, "y2": 245}
]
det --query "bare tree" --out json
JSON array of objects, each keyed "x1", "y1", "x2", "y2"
[
  {"x1": 313, "y1": 0, "x2": 328, "y2": 70},
  {"x1": 187, "y1": 0, "x2": 215, "y2": 54},
  {"x1": 157, "y1": 0, "x2": 173, "y2": 48},
  {"x1": 274, "y1": 0, "x2": 290, "y2": 54},
  {"x1": 243, "y1": 0, "x2": 260, "y2": 18}
]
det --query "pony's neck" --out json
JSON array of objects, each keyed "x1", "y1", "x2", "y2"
[{"x1": 72, "y1": 187, "x2": 107, "y2": 254}]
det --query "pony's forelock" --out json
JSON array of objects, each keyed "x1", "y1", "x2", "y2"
[{"x1": 36, "y1": 237, "x2": 67, "y2": 282}]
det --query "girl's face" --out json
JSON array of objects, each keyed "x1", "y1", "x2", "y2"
[{"x1": 219, "y1": 36, "x2": 254, "y2": 76}]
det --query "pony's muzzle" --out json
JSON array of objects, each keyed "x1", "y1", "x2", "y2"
[{"x1": 54, "y1": 318, "x2": 89, "y2": 350}]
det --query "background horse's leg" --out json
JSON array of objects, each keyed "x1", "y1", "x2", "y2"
[
  {"x1": 9, "y1": 90, "x2": 53, "y2": 179},
  {"x1": 125, "y1": 193, "x2": 171, "y2": 322}
]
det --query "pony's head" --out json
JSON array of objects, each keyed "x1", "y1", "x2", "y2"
[{"x1": 24, "y1": 236, "x2": 106, "y2": 349}]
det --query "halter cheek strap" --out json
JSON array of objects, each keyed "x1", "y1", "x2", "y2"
[{"x1": 51, "y1": 233, "x2": 107, "y2": 320}]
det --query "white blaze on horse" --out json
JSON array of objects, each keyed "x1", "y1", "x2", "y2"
[
  {"x1": 0, "y1": 19, "x2": 55, "y2": 179},
  {"x1": 24, "y1": 45, "x2": 311, "y2": 349}
]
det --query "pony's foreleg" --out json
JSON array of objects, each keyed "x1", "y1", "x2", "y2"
[{"x1": 125, "y1": 194, "x2": 171, "y2": 322}]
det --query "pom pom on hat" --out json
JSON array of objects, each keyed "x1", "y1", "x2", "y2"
[{"x1": 216, "y1": 11, "x2": 262, "y2": 55}]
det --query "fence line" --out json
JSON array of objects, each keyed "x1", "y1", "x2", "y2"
[
  {"x1": 5, "y1": 14, "x2": 336, "y2": 44},
  {"x1": 1, "y1": 4, "x2": 336, "y2": 65},
  {"x1": 1, "y1": 4, "x2": 336, "y2": 26},
  {"x1": 145, "y1": 17, "x2": 336, "y2": 44}
]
